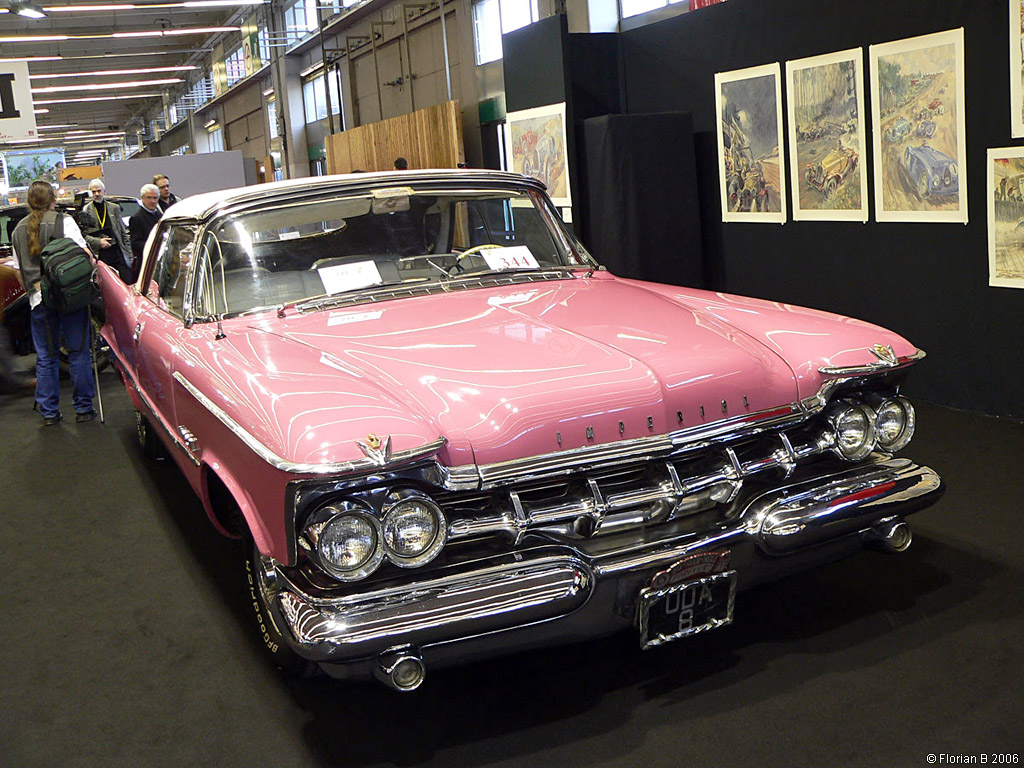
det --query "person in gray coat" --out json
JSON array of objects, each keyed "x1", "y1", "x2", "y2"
[{"x1": 79, "y1": 178, "x2": 132, "y2": 282}]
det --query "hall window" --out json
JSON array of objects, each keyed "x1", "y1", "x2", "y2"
[
  {"x1": 472, "y1": 0, "x2": 540, "y2": 65},
  {"x1": 208, "y1": 126, "x2": 225, "y2": 153},
  {"x1": 283, "y1": 0, "x2": 318, "y2": 44},
  {"x1": 225, "y1": 45, "x2": 246, "y2": 86},
  {"x1": 302, "y1": 70, "x2": 343, "y2": 124},
  {"x1": 620, "y1": 0, "x2": 684, "y2": 19}
]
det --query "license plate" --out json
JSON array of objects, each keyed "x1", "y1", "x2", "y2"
[{"x1": 638, "y1": 571, "x2": 736, "y2": 649}]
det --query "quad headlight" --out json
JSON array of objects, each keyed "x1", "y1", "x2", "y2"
[
  {"x1": 308, "y1": 502, "x2": 384, "y2": 581},
  {"x1": 301, "y1": 491, "x2": 447, "y2": 581},
  {"x1": 382, "y1": 491, "x2": 447, "y2": 567},
  {"x1": 874, "y1": 396, "x2": 916, "y2": 453},
  {"x1": 828, "y1": 403, "x2": 877, "y2": 461}
]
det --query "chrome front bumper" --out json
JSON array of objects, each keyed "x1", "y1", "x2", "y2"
[{"x1": 263, "y1": 457, "x2": 943, "y2": 676}]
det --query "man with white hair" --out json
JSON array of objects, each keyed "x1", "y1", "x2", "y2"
[
  {"x1": 79, "y1": 178, "x2": 132, "y2": 282},
  {"x1": 129, "y1": 183, "x2": 162, "y2": 280}
]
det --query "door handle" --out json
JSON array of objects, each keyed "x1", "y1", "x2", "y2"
[{"x1": 133, "y1": 321, "x2": 143, "y2": 342}]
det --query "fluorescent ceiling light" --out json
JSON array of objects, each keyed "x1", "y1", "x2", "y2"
[
  {"x1": 34, "y1": 93, "x2": 162, "y2": 104},
  {"x1": 15, "y1": 2, "x2": 47, "y2": 18},
  {"x1": 1, "y1": 50, "x2": 206, "y2": 63},
  {"x1": 30, "y1": 66, "x2": 198, "y2": 80},
  {"x1": 43, "y1": 0, "x2": 264, "y2": 9},
  {"x1": 37, "y1": 124, "x2": 78, "y2": 130},
  {"x1": 32, "y1": 78, "x2": 183, "y2": 93},
  {"x1": 34, "y1": 108, "x2": 50, "y2": 113},
  {"x1": 0, "y1": 26, "x2": 238, "y2": 43},
  {"x1": 0, "y1": 57, "x2": 63, "y2": 62},
  {"x1": 67, "y1": 129, "x2": 126, "y2": 135}
]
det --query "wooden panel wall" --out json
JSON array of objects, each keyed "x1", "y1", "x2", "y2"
[{"x1": 325, "y1": 99, "x2": 464, "y2": 173}]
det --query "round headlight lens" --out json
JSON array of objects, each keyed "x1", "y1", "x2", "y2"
[
  {"x1": 830, "y1": 404, "x2": 877, "y2": 461},
  {"x1": 875, "y1": 396, "x2": 915, "y2": 453},
  {"x1": 382, "y1": 495, "x2": 447, "y2": 567},
  {"x1": 317, "y1": 511, "x2": 383, "y2": 580}
]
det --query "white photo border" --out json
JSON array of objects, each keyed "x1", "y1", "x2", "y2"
[
  {"x1": 869, "y1": 28, "x2": 968, "y2": 224},
  {"x1": 785, "y1": 48, "x2": 869, "y2": 222},
  {"x1": 987, "y1": 146, "x2": 1024, "y2": 289},
  {"x1": 715, "y1": 62, "x2": 787, "y2": 224},
  {"x1": 503, "y1": 102, "x2": 572, "y2": 208}
]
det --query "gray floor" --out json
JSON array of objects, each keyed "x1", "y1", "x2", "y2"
[{"x1": 1, "y1": 367, "x2": 1022, "y2": 768}]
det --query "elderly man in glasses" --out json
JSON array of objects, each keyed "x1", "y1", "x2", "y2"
[{"x1": 80, "y1": 178, "x2": 132, "y2": 283}]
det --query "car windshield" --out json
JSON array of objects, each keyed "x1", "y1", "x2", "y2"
[{"x1": 191, "y1": 187, "x2": 594, "y2": 318}]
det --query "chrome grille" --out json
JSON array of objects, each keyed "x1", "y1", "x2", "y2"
[{"x1": 444, "y1": 426, "x2": 834, "y2": 543}]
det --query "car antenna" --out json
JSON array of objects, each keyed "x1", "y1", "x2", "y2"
[{"x1": 215, "y1": 314, "x2": 227, "y2": 340}]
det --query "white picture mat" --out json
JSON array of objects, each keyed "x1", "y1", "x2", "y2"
[
  {"x1": 504, "y1": 102, "x2": 572, "y2": 207},
  {"x1": 869, "y1": 28, "x2": 968, "y2": 223},
  {"x1": 714, "y1": 62, "x2": 787, "y2": 224},
  {"x1": 1012, "y1": 1, "x2": 1024, "y2": 138},
  {"x1": 986, "y1": 146, "x2": 1024, "y2": 289},
  {"x1": 785, "y1": 48, "x2": 869, "y2": 222}
]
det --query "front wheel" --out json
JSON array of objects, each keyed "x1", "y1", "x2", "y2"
[
  {"x1": 917, "y1": 171, "x2": 930, "y2": 199},
  {"x1": 245, "y1": 541, "x2": 320, "y2": 678}
]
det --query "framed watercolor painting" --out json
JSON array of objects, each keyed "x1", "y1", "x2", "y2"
[
  {"x1": 504, "y1": 103, "x2": 572, "y2": 207},
  {"x1": 870, "y1": 29, "x2": 967, "y2": 223},
  {"x1": 785, "y1": 48, "x2": 868, "y2": 222},
  {"x1": 715, "y1": 63, "x2": 787, "y2": 224}
]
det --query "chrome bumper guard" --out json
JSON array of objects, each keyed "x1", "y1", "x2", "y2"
[{"x1": 268, "y1": 457, "x2": 942, "y2": 665}]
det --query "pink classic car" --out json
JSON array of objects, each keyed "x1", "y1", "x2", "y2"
[{"x1": 100, "y1": 170, "x2": 943, "y2": 690}]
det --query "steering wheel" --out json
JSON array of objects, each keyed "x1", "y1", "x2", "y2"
[{"x1": 456, "y1": 243, "x2": 505, "y2": 261}]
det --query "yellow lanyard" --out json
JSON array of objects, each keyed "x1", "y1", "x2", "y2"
[{"x1": 96, "y1": 202, "x2": 107, "y2": 229}]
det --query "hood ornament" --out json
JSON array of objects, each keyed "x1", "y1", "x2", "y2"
[
  {"x1": 870, "y1": 344, "x2": 898, "y2": 366},
  {"x1": 357, "y1": 433, "x2": 392, "y2": 465}
]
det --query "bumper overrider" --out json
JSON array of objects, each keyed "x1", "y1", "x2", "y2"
[{"x1": 256, "y1": 455, "x2": 942, "y2": 685}]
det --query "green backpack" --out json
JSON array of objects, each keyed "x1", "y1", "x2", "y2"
[{"x1": 39, "y1": 214, "x2": 98, "y2": 315}]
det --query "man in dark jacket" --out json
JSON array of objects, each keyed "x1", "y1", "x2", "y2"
[
  {"x1": 129, "y1": 183, "x2": 162, "y2": 280},
  {"x1": 79, "y1": 178, "x2": 132, "y2": 283},
  {"x1": 153, "y1": 174, "x2": 180, "y2": 213}
]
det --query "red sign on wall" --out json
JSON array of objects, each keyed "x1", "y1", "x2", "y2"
[{"x1": 691, "y1": 0, "x2": 726, "y2": 9}]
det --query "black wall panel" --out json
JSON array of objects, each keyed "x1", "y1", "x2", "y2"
[
  {"x1": 619, "y1": 0, "x2": 1022, "y2": 419},
  {"x1": 583, "y1": 113, "x2": 703, "y2": 285}
]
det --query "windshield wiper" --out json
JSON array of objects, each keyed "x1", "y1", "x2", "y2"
[{"x1": 289, "y1": 278, "x2": 432, "y2": 314}]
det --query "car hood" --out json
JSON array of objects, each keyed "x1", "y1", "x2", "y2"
[
  {"x1": 907, "y1": 145, "x2": 955, "y2": 168},
  {"x1": 207, "y1": 273, "x2": 915, "y2": 469}
]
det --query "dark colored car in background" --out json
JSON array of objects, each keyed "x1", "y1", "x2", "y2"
[{"x1": 903, "y1": 144, "x2": 959, "y2": 199}]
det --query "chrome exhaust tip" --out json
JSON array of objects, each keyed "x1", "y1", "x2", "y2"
[
  {"x1": 374, "y1": 647, "x2": 426, "y2": 692},
  {"x1": 867, "y1": 519, "x2": 913, "y2": 553}
]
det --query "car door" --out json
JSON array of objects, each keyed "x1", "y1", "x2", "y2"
[{"x1": 135, "y1": 223, "x2": 199, "y2": 444}]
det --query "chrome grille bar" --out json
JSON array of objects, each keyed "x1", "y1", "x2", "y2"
[{"x1": 447, "y1": 428, "x2": 834, "y2": 542}]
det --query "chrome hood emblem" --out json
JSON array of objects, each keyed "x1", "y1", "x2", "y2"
[
  {"x1": 870, "y1": 344, "x2": 898, "y2": 366},
  {"x1": 357, "y1": 433, "x2": 393, "y2": 465}
]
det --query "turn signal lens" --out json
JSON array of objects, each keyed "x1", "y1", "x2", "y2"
[
  {"x1": 875, "y1": 396, "x2": 915, "y2": 453},
  {"x1": 830, "y1": 403, "x2": 877, "y2": 461}
]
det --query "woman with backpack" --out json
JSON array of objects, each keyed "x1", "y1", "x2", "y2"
[{"x1": 11, "y1": 181, "x2": 97, "y2": 426}]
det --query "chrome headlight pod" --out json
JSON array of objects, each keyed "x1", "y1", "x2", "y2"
[
  {"x1": 381, "y1": 490, "x2": 447, "y2": 568},
  {"x1": 827, "y1": 402, "x2": 877, "y2": 461},
  {"x1": 874, "y1": 395, "x2": 916, "y2": 453},
  {"x1": 305, "y1": 501, "x2": 383, "y2": 582}
]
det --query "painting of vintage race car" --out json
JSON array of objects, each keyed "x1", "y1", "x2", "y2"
[
  {"x1": 904, "y1": 144, "x2": 959, "y2": 198},
  {"x1": 884, "y1": 116, "x2": 912, "y2": 143},
  {"x1": 805, "y1": 145, "x2": 859, "y2": 200},
  {"x1": 916, "y1": 120, "x2": 937, "y2": 138},
  {"x1": 98, "y1": 170, "x2": 944, "y2": 690}
]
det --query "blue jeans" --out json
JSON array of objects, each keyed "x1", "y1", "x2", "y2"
[{"x1": 30, "y1": 303, "x2": 95, "y2": 417}]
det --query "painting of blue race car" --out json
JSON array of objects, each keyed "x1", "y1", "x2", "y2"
[
  {"x1": 903, "y1": 144, "x2": 958, "y2": 199},
  {"x1": 916, "y1": 120, "x2": 936, "y2": 138}
]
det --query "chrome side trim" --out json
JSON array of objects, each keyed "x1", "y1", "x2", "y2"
[
  {"x1": 119, "y1": 362, "x2": 200, "y2": 467},
  {"x1": 172, "y1": 371, "x2": 446, "y2": 475}
]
